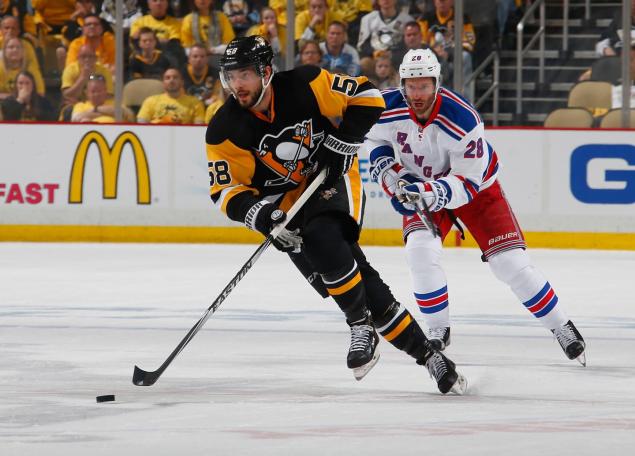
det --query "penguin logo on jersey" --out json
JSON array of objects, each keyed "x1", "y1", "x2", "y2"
[{"x1": 258, "y1": 119, "x2": 324, "y2": 186}]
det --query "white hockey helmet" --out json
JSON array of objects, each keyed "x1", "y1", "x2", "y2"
[{"x1": 399, "y1": 48, "x2": 441, "y2": 98}]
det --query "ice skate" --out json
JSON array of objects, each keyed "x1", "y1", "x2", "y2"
[
  {"x1": 419, "y1": 350, "x2": 467, "y2": 395},
  {"x1": 427, "y1": 326, "x2": 451, "y2": 351},
  {"x1": 347, "y1": 318, "x2": 380, "y2": 381},
  {"x1": 552, "y1": 320, "x2": 586, "y2": 366}
]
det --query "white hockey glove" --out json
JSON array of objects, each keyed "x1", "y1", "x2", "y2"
[
  {"x1": 369, "y1": 155, "x2": 400, "y2": 196},
  {"x1": 396, "y1": 180, "x2": 450, "y2": 213},
  {"x1": 245, "y1": 200, "x2": 302, "y2": 252},
  {"x1": 369, "y1": 155, "x2": 419, "y2": 197}
]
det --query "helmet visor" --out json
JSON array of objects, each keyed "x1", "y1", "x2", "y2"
[{"x1": 219, "y1": 65, "x2": 261, "y2": 90}]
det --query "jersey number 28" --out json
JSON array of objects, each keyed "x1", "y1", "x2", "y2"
[{"x1": 464, "y1": 138, "x2": 484, "y2": 158}]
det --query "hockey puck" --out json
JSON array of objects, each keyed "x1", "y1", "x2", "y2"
[{"x1": 96, "y1": 394, "x2": 115, "y2": 403}]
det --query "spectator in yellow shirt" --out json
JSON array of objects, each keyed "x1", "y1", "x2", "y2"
[
  {"x1": 61, "y1": 44, "x2": 113, "y2": 104},
  {"x1": 130, "y1": 0, "x2": 184, "y2": 66},
  {"x1": 71, "y1": 73, "x2": 133, "y2": 123},
  {"x1": 329, "y1": 0, "x2": 372, "y2": 23},
  {"x1": 0, "y1": 37, "x2": 45, "y2": 98},
  {"x1": 130, "y1": 0, "x2": 181, "y2": 43},
  {"x1": 65, "y1": 14, "x2": 115, "y2": 69},
  {"x1": 269, "y1": 0, "x2": 308, "y2": 27},
  {"x1": 181, "y1": 0, "x2": 234, "y2": 69},
  {"x1": 329, "y1": 0, "x2": 372, "y2": 44},
  {"x1": 0, "y1": 15, "x2": 41, "y2": 75},
  {"x1": 32, "y1": 0, "x2": 76, "y2": 34},
  {"x1": 137, "y1": 67, "x2": 205, "y2": 124},
  {"x1": 295, "y1": 0, "x2": 343, "y2": 43}
]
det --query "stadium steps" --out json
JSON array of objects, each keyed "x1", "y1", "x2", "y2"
[{"x1": 478, "y1": 0, "x2": 621, "y2": 126}]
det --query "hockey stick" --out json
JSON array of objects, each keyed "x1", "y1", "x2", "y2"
[
  {"x1": 397, "y1": 180, "x2": 439, "y2": 238},
  {"x1": 415, "y1": 198, "x2": 440, "y2": 238},
  {"x1": 132, "y1": 169, "x2": 327, "y2": 386}
]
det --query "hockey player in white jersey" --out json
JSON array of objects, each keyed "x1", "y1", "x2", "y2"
[{"x1": 366, "y1": 49, "x2": 587, "y2": 365}]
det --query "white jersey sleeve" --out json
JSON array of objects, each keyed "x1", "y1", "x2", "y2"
[
  {"x1": 438, "y1": 122, "x2": 489, "y2": 209},
  {"x1": 430, "y1": 88, "x2": 500, "y2": 209}
]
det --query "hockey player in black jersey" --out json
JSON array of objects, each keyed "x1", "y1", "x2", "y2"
[{"x1": 205, "y1": 35, "x2": 467, "y2": 394}]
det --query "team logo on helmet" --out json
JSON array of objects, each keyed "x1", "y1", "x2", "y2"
[{"x1": 258, "y1": 119, "x2": 324, "y2": 186}]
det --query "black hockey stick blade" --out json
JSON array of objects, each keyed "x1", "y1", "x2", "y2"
[
  {"x1": 133, "y1": 365, "x2": 158, "y2": 386},
  {"x1": 131, "y1": 310, "x2": 211, "y2": 386}
]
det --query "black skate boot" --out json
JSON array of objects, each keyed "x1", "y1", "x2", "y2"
[
  {"x1": 427, "y1": 327, "x2": 451, "y2": 351},
  {"x1": 552, "y1": 320, "x2": 586, "y2": 366},
  {"x1": 418, "y1": 348, "x2": 467, "y2": 395},
  {"x1": 347, "y1": 316, "x2": 380, "y2": 381}
]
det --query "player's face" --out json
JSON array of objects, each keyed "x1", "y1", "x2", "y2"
[
  {"x1": 224, "y1": 66, "x2": 263, "y2": 108},
  {"x1": 403, "y1": 77, "x2": 436, "y2": 117}
]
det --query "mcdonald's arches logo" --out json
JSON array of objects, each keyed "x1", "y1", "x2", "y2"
[{"x1": 69, "y1": 130, "x2": 151, "y2": 204}]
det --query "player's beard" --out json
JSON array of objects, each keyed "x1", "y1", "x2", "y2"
[
  {"x1": 407, "y1": 95, "x2": 435, "y2": 120},
  {"x1": 236, "y1": 86, "x2": 264, "y2": 109}
]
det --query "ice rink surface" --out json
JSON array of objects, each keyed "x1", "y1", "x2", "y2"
[{"x1": 1, "y1": 242, "x2": 634, "y2": 455}]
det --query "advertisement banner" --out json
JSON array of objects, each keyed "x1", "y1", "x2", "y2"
[{"x1": 0, "y1": 124, "x2": 633, "y2": 247}]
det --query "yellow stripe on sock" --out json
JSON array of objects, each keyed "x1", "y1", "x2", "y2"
[
  {"x1": 383, "y1": 314, "x2": 412, "y2": 342},
  {"x1": 326, "y1": 271, "x2": 362, "y2": 296}
]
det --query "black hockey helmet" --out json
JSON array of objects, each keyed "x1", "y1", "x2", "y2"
[{"x1": 220, "y1": 35, "x2": 274, "y2": 78}]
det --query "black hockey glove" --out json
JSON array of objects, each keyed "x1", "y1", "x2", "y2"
[
  {"x1": 319, "y1": 134, "x2": 362, "y2": 188},
  {"x1": 245, "y1": 200, "x2": 302, "y2": 253}
]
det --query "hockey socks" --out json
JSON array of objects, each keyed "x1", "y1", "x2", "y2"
[
  {"x1": 321, "y1": 260, "x2": 368, "y2": 323},
  {"x1": 405, "y1": 230, "x2": 451, "y2": 329},
  {"x1": 375, "y1": 302, "x2": 429, "y2": 360},
  {"x1": 489, "y1": 249, "x2": 568, "y2": 330}
]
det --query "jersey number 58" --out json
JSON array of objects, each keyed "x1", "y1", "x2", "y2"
[
  {"x1": 331, "y1": 75, "x2": 358, "y2": 96},
  {"x1": 208, "y1": 160, "x2": 232, "y2": 186}
]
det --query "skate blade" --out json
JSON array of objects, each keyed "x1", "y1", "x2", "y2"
[
  {"x1": 352, "y1": 351, "x2": 380, "y2": 381},
  {"x1": 449, "y1": 372, "x2": 468, "y2": 395},
  {"x1": 576, "y1": 352, "x2": 587, "y2": 367}
]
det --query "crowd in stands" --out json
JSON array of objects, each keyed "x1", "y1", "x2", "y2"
[{"x1": 0, "y1": 0, "x2": 632, "y2": 126}]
